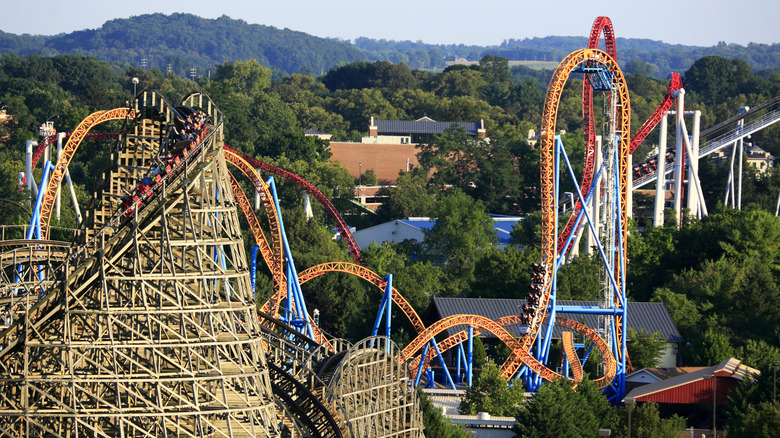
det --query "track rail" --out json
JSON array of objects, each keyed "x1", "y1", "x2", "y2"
[
  {"x1": 557, "y1": 16, "x2": 682, "y2": 254},
  {"x1": 223, "y1": 145, "x2": 362, "y2": 263},
  {"x1": 39, "y1": 108, "x2": 133, "y2": 239},
  {"x1": 297, "y1": 261, "x2": 425, "y2": 334}
]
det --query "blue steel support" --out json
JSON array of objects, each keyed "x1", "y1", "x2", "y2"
[
  {"x1": 384, "y1": 274, "x2": 392, "y2": 340},
  {"x1": 556, "y1": 135, "x2": 627, "y2": 402},
  {"x1": 250, "y1": 245, "x2": 259, "y2": 295},
  {"x1": 456, "y1": 343, "x2": 465, "y2": 383},
  {"x1": 525, "y1": 135, "x2": 627, "y2": 399},
  {"x1": 467, "y1": 325, "x2": 474, "y2": 387},
  {"x1": 26, "y1": 162, "x2": 55, "y2": 240},
  {"x1": 415, "y1": 342, "x2": 430, "y2": 387},
  {"x1": 430, "y1": 338, "x2": 456, "y2": 390},
  {"x1": 560, "y1": 140, "x2": 623, "y2": 295},
  {"x1": 582, "y1": 341, "x2": 596, "y2": 366},
  {"x1": 371, "y1": 289, "x2": 389, "y2": 337},
  {"x1": 370, "y1": 274, "x2": 393, "y2": 351},
  {"x1": 268, "y1": 177, "x2": 315, "y2": 339},
  {"x1": 558, "y1": 162, "x2": 606, "y2": 258}
]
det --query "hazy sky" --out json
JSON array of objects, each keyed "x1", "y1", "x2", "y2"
[{"x1": 2, "y1": 0, "x2": 778, "y2": 47}]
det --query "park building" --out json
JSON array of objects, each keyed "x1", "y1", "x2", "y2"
[
  {"x1": 424, "y1": 297, "x2": 683, "y2": 369},
  {"x1": 319, "y1": 116, "x2": 487, "y2": 184},
  {"x1": 349, "y1": 215, "x2": 521, "y2": 251},
  {"x1": 710, "y1": 143, "x2": 775, "y2": 174}
]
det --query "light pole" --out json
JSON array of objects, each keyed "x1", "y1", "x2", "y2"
[
  {"x1": 625, "y1": 398, "x2": 635, "y2": 438},
  {"x1": 132, "y1": 77, "x2": 139, "y2": 97},
  {"x1": 704, "y1": 374, "x2": 717, "y2": 437},
  {"x1": 358, "y1": 162, "x2": 362, "y2": 201}
]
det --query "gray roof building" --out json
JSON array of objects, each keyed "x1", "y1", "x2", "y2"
[{"x1": 427, "y1": 297, "x2": 682, "y2": 343}]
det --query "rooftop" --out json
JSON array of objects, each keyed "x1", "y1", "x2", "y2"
[
  {"x1": 375, "y1": 117, "x2": 484, "y2": 137},
  {"x1": 430, "y1": 297, "x2": 683, "y2": 342}
]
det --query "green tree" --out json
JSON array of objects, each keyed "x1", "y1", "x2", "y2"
[
  {"x1": 627, "y1": 328, "x2": 667, "y2": 370},
  {"x1": 555, "y1": 255, "x2": 602, "y2": 301},
  {"x1": 610, "y1": 402, "x2": 686, "y2": 438},
  {"x1": 418, "y1": 388, "x2": 472, "y2": 438},
  {"x1": 726, "y1": 366, "x2": 780, "y2": 437},
  {"x1": 726, "y1": 401, "x2": 780, "y2": 438},
  {"x1": 375, "y1": 172, "x2": 435, "y2": 221},
  {"x1": 213, "y1": 59, "x2": 271, "y2": 98},
  {"x1": 470, "y1": 246, "x2": 537, "y2": 299},
  {"x1": 513, "y1": 378, "x2": 611, "y2": 438},
  {"x1": 424, "y1": 188, "x2": 497, "y2": 295},
  {"x1": 459, "y1": 359, "x2": 525, "y2": 416},
  {"x1": 361, "y1": 241, "x2": 444, "y2": 313}
]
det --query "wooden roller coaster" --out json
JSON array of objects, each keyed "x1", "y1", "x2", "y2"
[{"x1": 0, "y1": 92, "x2": 423, "y2": 437}]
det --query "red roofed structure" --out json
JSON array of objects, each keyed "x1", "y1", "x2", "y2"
[{"x1": 624, "y1": 358, "x2": 759, "y2": 405}]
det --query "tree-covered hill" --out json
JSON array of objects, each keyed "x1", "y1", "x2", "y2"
[
  {"x1": 2, "y1": 13, "x2": 777, "y2": 80},
  {"x1": 353, "y1": 35, "x2": 780, "y2": 79},
  {"x1": 0, "y1": 13, "x2": 368, "y2": 76}
]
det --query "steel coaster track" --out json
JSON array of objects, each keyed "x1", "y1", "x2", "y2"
[
  {"x1": 223, "y1": 145, "x2": 362, "y2": 264},
  {"x1": 556, "y1": 17, "x2": 682, "y2": 255},
  {"x1": 533, "y1": 48, "x2": 629, "y2": 387},
  {"x1": 633, "y1": 104, "x2": 780, "y2": 189}
]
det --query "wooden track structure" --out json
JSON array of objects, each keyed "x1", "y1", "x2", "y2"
[{"x1": 0, "y1": 93, "x2": 423, "y2": 438}]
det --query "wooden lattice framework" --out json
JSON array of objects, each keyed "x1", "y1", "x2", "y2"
[
  {"x1": 328, "y1": 337, "x2": 423, "y2": 438},
  {"x1": 0, "y1": 92, "x2": 426, "y2": 438},
  {"x1": 0, "y1": 94, "x2": 281, "y2": 437}
]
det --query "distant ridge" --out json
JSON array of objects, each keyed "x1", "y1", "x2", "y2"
[
  {"x1": 0, "y1": 13, "x2": 368, "y2": 75},
  {"x1": 0, "y1": 13, "x2": 777, "y2": 78}
]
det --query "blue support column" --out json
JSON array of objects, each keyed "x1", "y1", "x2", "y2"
[
  {"x1": 430, "y1": 338, "x2": 456, "y2": 390},
  {"x1": 384, "y1": 274, "x2": 392, "y2": 340},
  {"x1": 467, "y1": 325, "x2": 474, "y2": 387},
  {"x1": 250, "y1": 245, "x2": 259, "y2": 295},
  {"x1": 268, "y1": 177, "x2": 314, "y2": 339},
  {"x1": 456, "y1": 343, "x2": 464, "y2": 383},
  {"x1": 26, "y1": 162, "x2": 55, "y2": 240},
  {"x1": 415, "y1": 343, "x2": 430, "y2": 387}
]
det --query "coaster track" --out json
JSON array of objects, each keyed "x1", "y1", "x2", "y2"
[{"x1": 556, "y1": 17, "x2": 683, "y2": 254}]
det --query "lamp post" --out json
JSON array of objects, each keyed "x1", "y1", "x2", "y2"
[
  {"x1": 132, "y1": 77, "x2": 139, "y2": 97},
  {"x1": 704, "y1": 374, "x2": 717, "y2": 437},
  {"x1": 624, "y1": 398, "x2": 635, "y2": 438}
]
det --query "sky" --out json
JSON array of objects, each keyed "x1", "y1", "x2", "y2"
[{"x1": 1, "y1": 0, "x2": 778, "y2": 48}]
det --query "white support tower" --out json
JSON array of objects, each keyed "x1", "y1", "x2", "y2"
[
  {"x1": 672, "y1": 90, "x2": 686, "y2": 227},
  {"x1": 653, "y1": 114, "x2": 668, "y2": 227},
  {"x1": 586, "y1": 136, "x2": 602, "y2": 256}
]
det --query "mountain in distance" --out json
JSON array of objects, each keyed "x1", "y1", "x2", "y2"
[
  {"x1": 354, "y1": 35, "x2": 780, "y2": 78},
  {"x1": 0, "y1": 13, "x2": 368, "y2": 76},
  {"x1": 0, "y1": 13, "x2": 777, "y2": 79}
]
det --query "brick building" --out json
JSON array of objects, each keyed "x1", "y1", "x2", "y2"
[{"x1": 326, "y1": 116, "x2": 486, "y2": 184}]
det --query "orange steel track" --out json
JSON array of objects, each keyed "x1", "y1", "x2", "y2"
[
  {"x1": 538, "y1": 48, "x2": 629, "y2": 379},
  {"x1": 296, "y1": 262, "x2": 616, "y2": 387},
  {"x1": 223, "y1": 148, "x2": 286, "y2": 316},
  {"x1": 557, "y1": 16, "x2": 617, "y2": 254},
  {"x1": 39, "y1": 108, "x2": 134, "y2": 239}
]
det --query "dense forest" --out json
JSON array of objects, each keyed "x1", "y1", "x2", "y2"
[
  {"x1": 0, "y1": 45, "x2": 779, "y2": 433},
  {"x1": 0, "y1": 13, "x2": 368, "y2": 77},
  {"x1": 1, "y1": 13, "x2": 779, "y2": 80}
]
